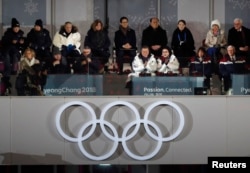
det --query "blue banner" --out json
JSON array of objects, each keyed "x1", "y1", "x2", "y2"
[
  {"x1": 43, "y1": 75, "x2": 103, "y2": 96},
  {"x1": 232, "y1": 74, "x2": 250, "y2": 95},
  {"x1": 132, "y1": 76, "x2": 204, "y2": 95}
]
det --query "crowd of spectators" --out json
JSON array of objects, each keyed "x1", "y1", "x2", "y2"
[{"x1": 0, "y1": 17, "x2": 249, "y2": 96}]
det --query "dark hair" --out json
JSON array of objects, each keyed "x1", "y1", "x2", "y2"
[
  {"x1": 178, "y1": 19, "x2": 186, "y2": 25},
  {"x1": 120, "y1": 16, "x2": 128, "y2": 23},
  {"x1": 150, "y1": 17, "x2": 159, "y2": 22},
  {"x1": 197, "y1": 47, "x2": 206, "y2": 55},
  {"x1": 162, "y1": 46, "x2": 172, "y2": 57},
  {"x1": 91, "y1": 19, "x2": 104, "y2": 31}
]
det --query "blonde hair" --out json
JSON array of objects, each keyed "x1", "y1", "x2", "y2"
[{"x1": 23, "y1": 47, "x2": 36, "y2": 58}]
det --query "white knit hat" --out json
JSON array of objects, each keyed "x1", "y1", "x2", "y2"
[{"x1": 211, "y1": 19, "x2": 221, "y2": 29}]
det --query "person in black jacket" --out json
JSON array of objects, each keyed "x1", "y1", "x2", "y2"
[
  {"x1": 114, "y1": 16, "x2": 137, "y2": 74},
  {"x1": 73, "y1": 46, "x2": 100, "y2": 74},
  {"x1": 1, "y1": 18, "x2": 26, "y2": 92},
  {"x1": 49, "y1": 47, "x2": 68, "y2": 74},
  {"x1": 84, "y1": 19, "x2": 111, "y2": 72},
  {"x1": 141, "y1": 17, "x2": 168, "y2": 57},
  {"x1": 26, "y1": 19, "x2": 52, "y2": 67},
  {"x1": 227, "y1": 18, "x2": 250, "y2": 62},
  {"x1": 171, "y1": 19, "x2": 195, "y2": 68}
]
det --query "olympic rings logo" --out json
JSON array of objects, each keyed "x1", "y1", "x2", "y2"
[{"x1": 55, "y1": 100, "x2": 185, "y2": 161}]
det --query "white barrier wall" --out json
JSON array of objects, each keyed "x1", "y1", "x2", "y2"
[{"x1": 0, "y1": 96, "x2": 250, "y2": 165}]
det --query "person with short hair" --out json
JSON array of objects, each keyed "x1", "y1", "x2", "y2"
[
  {"x1": 72, "y1": 46, "x2": 100, "y2": 74},
  {"x1": 219, "y1": 45, "x2": 246, "y2": 95},
  {"x1": 141, "y1": 17, "x2": 168, "y2": 57},
  {"x1": 53, "y1": 21, "x2": 81, "y2": 68},
  {"x1": 228, "y1": 18, "x2": 250, "y2": 58},
  {"x1": 114, "y1": 16, "x2": 137, "y2": 75},
  {"x1": 157, "y1": 46, "x2": 180, "y2": 75}
]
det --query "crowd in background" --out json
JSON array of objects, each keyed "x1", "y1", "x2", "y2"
[{"x1": 0, "y1": 16, "x2": 249, "y2": 96}]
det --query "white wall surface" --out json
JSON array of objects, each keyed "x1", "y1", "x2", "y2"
[{"x1": 0, "y1": 96, "x2": 250, "y2": 165}]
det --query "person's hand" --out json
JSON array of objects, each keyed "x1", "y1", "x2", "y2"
[
  {"x1": 81, "y1": 60, "x2": 87, "y2": 65},
  {"x1": 53, "y1": 60, "x2": 60, "y2": 66},
  {"x1": 12, "y1": 40, "x2": 18, "y2": 44},
  {"x1": 239, "y1": 46, "x2": 249, "y2": 52},
  {"x1": 19, "y1": 38, "x2": 24, "y2": 44},
  {"x1": 122, "y1": 43, "x2": 132, "y2": 49},
  {"x1": 67, "y1": 44, "x2": 76, "y2": 51},
  {"x1": 86, "y1": 57, "x2": 91, "y2": 63},
  {"x1": 151, "y1": 45, "x2": 161, "y2": 50}
]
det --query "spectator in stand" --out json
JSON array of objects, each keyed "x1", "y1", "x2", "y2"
[
  {"x1": 49, "y1": 47, "x2": 67, "y2": 74},
  {"x1": 114, "y1": 16, "x2": 137, "y2": 75},
  {"x1": 205, "y1": 19, "x2": 227, "y2": 74},
  {"x1": 16, "y1": 47, "x2": 47, "y2": 96},
  {"x1": 171, "y1": 19, "x2": 195, "y2": 69},
  {"x1": 157, "y1": 46, "x2": 180, "y2": 75},
  {"x1": 141, "y1": 17, "x2": 168, "y2": 57},
  {"x1": 72, "y1": 46, "x2": 100, "y2": 74},
  {"x1": 125, "y1": 45, "x2": 157, "y2": 94},
  {"x1": 228, "y1": 18, "x2": 250, "y2": 60},
  {"x1": 84, "y1": 19, "x2": 111, "y2": 73},
  {"x1": 26, "y1": 19, "x2": 52, "y2": 67},
  {"x1": 1, "y1": 18, "x2": 26, "y2": 91},
  {"x1": 53, "y1": 21, "x2": 81, "y2": 71},
  {"x1": 219, "y1": 45, "x2": 246, "y2": 95},
  {"x1": 126, "y1": 45, "x2": 157, "y2": 82},
  {"x1": 189, "y1": 47, "x2": 212, "y2": 92}
]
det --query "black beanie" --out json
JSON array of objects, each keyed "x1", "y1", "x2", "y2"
[
  {"x1": 35, "y1": 19, "x2": 43, "y2": 28},
  {"x1": 11, "y1": 18, "x2": 20, "y2": 28}
]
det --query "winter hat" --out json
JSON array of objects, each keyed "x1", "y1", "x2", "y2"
[
  {"x1": 35, "y1": 19, "x2": 43, "y2": 28},
  {"x1": 52, "y1": 47, "x2": 61, "y2": 55},
  {"x1": 211, "y1": 19, "x2": 221, "y2": 29},
  {"x1": 11, "y1": 18, "x2": 20, "y2": 28}
]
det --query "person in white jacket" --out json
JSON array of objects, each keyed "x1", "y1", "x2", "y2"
[
  {"x1": 157, "y1": 46, "x2": 180, "y2": 75},
  {"x1": 126, "y1": 45, "x2": 157, "y2": 82},
  {"x1": 52, "y1": 21, "x2": 81, "y2": 72}
]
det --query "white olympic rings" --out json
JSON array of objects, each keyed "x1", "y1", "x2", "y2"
[{"x1": 55, "y1": 100, "x2": 185, "y2": 161}]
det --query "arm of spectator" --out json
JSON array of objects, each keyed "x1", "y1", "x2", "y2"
[{"x1": 53, "y1": 32, "x2": 63, "y2": 50}]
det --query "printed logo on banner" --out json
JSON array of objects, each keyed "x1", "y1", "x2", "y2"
[{"x1": 43, "y1": 75, "x2": 103, "y2": 96}]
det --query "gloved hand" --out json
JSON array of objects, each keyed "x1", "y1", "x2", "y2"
[{"x1": 67, "y1": 44, "x2": 76, "y2": 52}]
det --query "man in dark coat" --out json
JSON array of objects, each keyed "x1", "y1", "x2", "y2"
[
  {"x1": 114, "y1": 16, "x2": 137, "y2": 74},
  {"x1": 141, "y1": 17, "x2": 168, "y2": 57},
  {"x1": 26, "y1": 19, "x2": 52, "y2": 67},
  {"x1": 228, "y1": 18, "x2": 250, "y2": 60}
]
